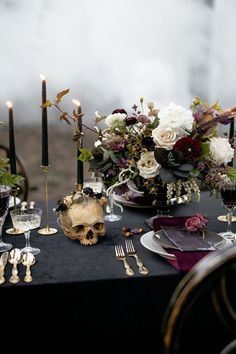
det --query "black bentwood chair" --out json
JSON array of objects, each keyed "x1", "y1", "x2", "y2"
[
  {"x1": 161, "y1": 245, "x2": 236, "y2": 354},
  {"x1": 0, "y1": 144, "x2": 29, "y2": 201}
]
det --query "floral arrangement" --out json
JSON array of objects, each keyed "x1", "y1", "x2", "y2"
[
  {"x1": 84, "y1": 97, "x2": 236, "y2": 204},
  {"x1": 43, "y1": 89, "x2": 236, "y2": 205}
]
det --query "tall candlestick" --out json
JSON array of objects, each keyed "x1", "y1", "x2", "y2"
[
  {"x1": 72, "y1": 99, "x2": 83, "y2": 189},
  {"x1": 6, "y1": 101, "x2": 17, "y2": 175},
  {"x1": 40, "y1": 75, "x2": 49, "y2": 166}
]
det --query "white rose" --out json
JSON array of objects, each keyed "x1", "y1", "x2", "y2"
[
  {"x1": 209, "y1": 137, "x2": 234, "y2": 164},
  {"x1": 158, "y1": 103, "x2": 194, "y2": 134},
  {"x1": 94, "y1": 140, "x2": 102, "y2": 147},
  {"x1": 105, "y1": 113, "x2": 126, "y2": 127},
  {"x1": 137, "y1": 151, "x2": 161, "y2": 179},
  {"x1": 152, "y1": 126, "x2": 179, "y2": 150}
]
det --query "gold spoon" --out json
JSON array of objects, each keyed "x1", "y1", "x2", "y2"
[
  {"x1": 9, "y1": 248, "x2": 22, "y2": 284},
  {"x1": 22, "y1": 253, "x2": 35, "y2": 283}
]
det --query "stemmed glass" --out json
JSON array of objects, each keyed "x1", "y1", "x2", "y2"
[
  {"x1": 0, "y1": 185, "x2": 13, "y2": 252},
  {"x1": 104, "y1": 193, "x2": 122, "y2": 222},
  {"x1": 219, "y1": 180, "x2": 236, "y2": 240},
  {"x1": 10, "y1": 208, "x2": 42, "y2": 255}
]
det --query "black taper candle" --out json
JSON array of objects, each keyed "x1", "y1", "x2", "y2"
[
  {"x1": 77, "y1": 103, "x2": 84, "y2": 186},
  {"x1": 41, "y1": 76, "x2": 49, "y2": 166},
  {"x1": 229, "y1": 118, "x2": 235, "y2": 167},
  {"x1": 7, "y1": 102, "x2": 17, "y2": 175}
]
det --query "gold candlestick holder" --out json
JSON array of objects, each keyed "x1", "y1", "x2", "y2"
[
  {"x1": 38, "y1": 166, "x2": 58, "y2": 235},
  {"x1": 217, "y1": 214, "x2": 236, "y2": 222},
  {"x1": 76, "y1": 183, "x2": 83, "y2": 192},
  {"x1": 6, "y1": 187, "x2": 24, "y2": 235}
]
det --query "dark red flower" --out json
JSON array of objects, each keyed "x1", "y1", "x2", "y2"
[
  {"x1": 173, "y1": 137, "x2": 201, "y2": 161},
  {"x1": 142, "y1": 136, "x2": 155, "y2": 150},
  {"x1": 125, "y1": 116, "x2": 137, "y2": 125},
  {"x1": 112, "y1": 108, "x2": 127, "y2": 115}
]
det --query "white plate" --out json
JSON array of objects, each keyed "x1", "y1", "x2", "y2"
[
  {"x1": 140, "y1": 231, "x2": 177, "y2": 260},
  {"x1": 140, "y1": 230, "x2": 232, "y2": 261},
  {"x1": 113, "y1": 194, "x2": 154, "y2": 209},
  {"x1": 153, "y1": 229, "x2": 226, "y2": 250}
]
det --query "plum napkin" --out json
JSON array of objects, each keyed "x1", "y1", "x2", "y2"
[
  {"x1": 153, "y1": 216, "x2": 211, "y2": 272},
  {"x1": 160, "y1": 226, "x2": 215, "y2": 251}
]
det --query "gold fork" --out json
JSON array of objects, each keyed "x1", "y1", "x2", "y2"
[
  {"x1": 125, "y1": 239, "x2": 149, "y2": 275},
  {"x1": 115, "y1": 245, "x2": 134, "y2": 276}
]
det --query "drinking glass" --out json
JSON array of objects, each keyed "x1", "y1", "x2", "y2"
[
  {"x1": 0, "y1": 185, "x2": 13, "y2": 252},
  {"x1": 219, "y1": 181, "x2": 236, "y2": 240},
  {"x1": 10, "y1": 208, "x2": 42, "y2": 255},
  {"x1": 104, "y1": 193, "x2": 122, "y2": 222}
]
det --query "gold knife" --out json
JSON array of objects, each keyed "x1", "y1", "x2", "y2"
[{"x1": 0, "y1": 251, "x2": 9, "y2": 285}]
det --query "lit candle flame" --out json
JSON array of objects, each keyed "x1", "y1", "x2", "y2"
[
  {"x1": 6, "y1": 101, "x2": 12, "y2": 108},
  {"x1": 40, "y1": 74, "x2": 46, "y2": 81},
  {"x1": 72, "y1": 99, "x2": 81, "y2": 107}
]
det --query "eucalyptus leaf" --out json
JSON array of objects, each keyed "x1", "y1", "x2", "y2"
[
  {"x1": 109, "y1": 150, "x2": 119, "y2": 163},
  {"x1": 178, "y1": 164, "x2": 193, "y2": 171},
  {"x1": 172, "y1": 170, "x2": 190, "y2": 178},
  {"x1": 100, "y1": 162, "x2": 113, "y2": 173},
  {"x1": 159, "y1": 168, "x2": 176, "y2": 183}
]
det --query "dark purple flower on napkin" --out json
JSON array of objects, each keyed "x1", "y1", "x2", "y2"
[{"x1": 185, "y1": 214, "x2": 208, "y2": 232}]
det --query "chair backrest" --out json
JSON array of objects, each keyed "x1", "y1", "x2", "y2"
[
  {"x1": 0, "y1": 144, "x2": 29, "y2": 201},
  {"x1": 161, "y1": 245, "x2": 236, "y2": 354}
]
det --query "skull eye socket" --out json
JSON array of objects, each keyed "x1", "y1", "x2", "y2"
[
  {"x1": 94, "y1": 222, "x2": 104, "y2": 231},
  {"x1": 74, "y1": 225, "x2": 85, "y2": 233}
]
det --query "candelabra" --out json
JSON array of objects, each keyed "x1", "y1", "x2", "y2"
[{"x1": 38, "y1": 166, "x2": 58, "y2": 235}]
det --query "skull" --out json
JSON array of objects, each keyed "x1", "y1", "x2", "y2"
[{"x1": 59, "y1": 195, "x2": 106, "y2": 245}]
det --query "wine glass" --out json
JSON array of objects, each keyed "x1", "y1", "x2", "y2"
[
  {"x1": 104, "y1": 193, "x2": 122, "y2": 222},
  {"x1": 10, "y1": 208, "x2": 42, "y2": 255},
  {"x1": 219, "y1": 180, "x2": 236, "y2": 240},
  {"x1": 0, "y1": 185, "x2": 13, "y2": 252}
]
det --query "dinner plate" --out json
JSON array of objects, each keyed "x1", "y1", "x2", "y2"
[
  {"x1": 140, "y1": 230, "x2": 230, "y2": 261},
  {"x1": 113, "y1": 194, "x2": 154, "y2": 208},
  {"x1": 152, "y1": 229, "x2": 226, "y2": 250},
  {"x1": 140, "y1": 231, "x2": 177, "y2": 260}
]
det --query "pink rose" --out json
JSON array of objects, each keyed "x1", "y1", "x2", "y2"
[{"x1": 185, "y1": 214, "x2": 208, "y2": 232}]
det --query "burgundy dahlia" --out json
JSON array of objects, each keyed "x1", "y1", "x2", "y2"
[
  {"x1": 125, "y1": 116, "x2": 137, "y2": 125},
  {"x1": 173, "y1": 137, "x2": 201, "y2": 161},
  {"x1": 112, "y1": 108, "x2": 127, "y2": 115}
]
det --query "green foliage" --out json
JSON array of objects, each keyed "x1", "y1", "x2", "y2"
[
  {"x1": 226, "y1": 166, "x2": 236, "y2": 180},
  {"x1": 0, "y1": 158, "x2": 23, "y2": 187},
  {"x1": 42, "y1": 100, "x2": 53, "y2": 108},
  {"x1": 78, "y1": 148, "x2": 92, "y2": 162}
]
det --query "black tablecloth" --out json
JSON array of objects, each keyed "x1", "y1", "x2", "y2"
[{"x1": 0, "y1": 192, "x2": 233, "y2": 347}]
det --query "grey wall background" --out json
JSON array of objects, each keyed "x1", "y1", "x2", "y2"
[
  {"x1": 1, "y1": 0, "x2": 236, "y2": 200},
  {"x1": 1, "y1": 0, "x2": 236, "y2": 125}
]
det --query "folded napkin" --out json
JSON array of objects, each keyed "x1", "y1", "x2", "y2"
[
  {"x1": 160, "y1": 226, "x2": 215, "y2": 251},
  {"x1": 153, "y1": 216, "x2": 211, "y2": 272}
]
